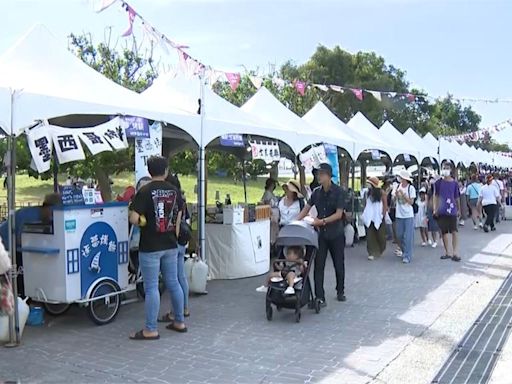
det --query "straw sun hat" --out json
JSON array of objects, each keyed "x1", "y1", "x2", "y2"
[
  {"x1": 282, "y1": 179, "x2": 304, "y2": 198},
  {"x1": 366, "y1": 176, "x2": 381, "y2": 188}
]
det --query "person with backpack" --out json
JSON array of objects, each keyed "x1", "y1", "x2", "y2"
[
  {"x1": 433, "y1": 162, "x2": 461, "y2": 262},
  {"x1": 278, "y1": 179, "x2": 305, "y2": 227},
  {"x1": 392, "y1": 169, "x2": 416, "y2": 264},
  {"x1": 361, "y1": 177, "x2": 388, "y2": 261}
]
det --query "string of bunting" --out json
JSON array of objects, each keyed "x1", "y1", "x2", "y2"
[
  {"x1": 93, "y1": 0, "x2": 512, "y2": 106},
  {"x1": 443, "y1": 118, "x2": 512, "y2": 143}
]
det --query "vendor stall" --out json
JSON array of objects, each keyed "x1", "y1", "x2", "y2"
[
  {"x1": 204, "y1": 205, "x2": 270, "y2": 279},
  {"x1": 21, "y1": 201, "x2": 129, "y2": 324}
]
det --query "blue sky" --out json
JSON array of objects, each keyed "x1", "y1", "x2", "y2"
[{"x1": 2, "y1": 0, "x2": 511, "y2": 127}]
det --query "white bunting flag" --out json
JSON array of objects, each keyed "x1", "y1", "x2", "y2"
[
  {"x1": 330, "y1": 85, "x2": 344, "y2": 93},
  {"x1": 313, "y1": 84, "x2": 329, "y2": 92},
  {"x1": 249, "y1": 75, "x2": 263, "y2": 89},
  {"x1": 99, "y1": 118, "x2": 128, "y2": 150},
  {"x1": 26, "y1": 123, "x2": 53, "y2": 173},
  {"x1": 369, "y1": 91, "x2": 382, "y2": 101},
  {"x1": 272, "y1": 77, "x2": 286, "y2": 88},
  {"x1": 51, "y1": 126, "x2": 86, "y2": 164},
  {"x1": 388, "y1": 92, "x2": 397, "y2": 98}
]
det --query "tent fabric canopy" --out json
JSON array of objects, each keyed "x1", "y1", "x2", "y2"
[
  {"x1": 379, "y1": 121, "x2": 422, "y2": 161},
  {"x1": 346, "y1": 112, "x2": 402, "y2": 160},
  {"x1": 403, "y1": 128, "x2": 438, "y2": 162},
  {"x1": 0, "y1": 24, "x2": 199, "y2": 137},
  {"x1": 143, "y1": 73, "x2": 296, "y2": 151},
  {"x1": 241, "y1": 87, "x2": 357, "y2": 155}
]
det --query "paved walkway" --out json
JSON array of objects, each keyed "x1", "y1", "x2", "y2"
[{"x1": 1, "y1": 222, "x2": 512, "y2": 384}]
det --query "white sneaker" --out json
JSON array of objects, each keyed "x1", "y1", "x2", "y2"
[
  {"x1": 284, "y1": 286, "x2": 295, "y2": 295},
  {"x1": 293, "y1": 277, "x2": 302, "y2": 283},
  {"x1": 432, "y1": 242, "x2": 438, "y2": 248},
  {"x1": 421, "y1": 242, "x2": 427, "y2": 247},
  {"x1": 474, "y1": 225, "x2": 478, "y2": 230},
  {"x1": 479, "y1": 222, "x2": 484, "y2": 228},
  {"x1": 368, "y1": 255, "x2": 375, "y2": 261},
  {"x1": 428, "y1": 239, "x2": 433, "y2": 246},
  {"x1": 270, "y1": 276, "x2": 283, "y2": 283},
  {"x1": 459, "y1": 220, "x2": 465, "y2": 226},
  {"x1": 394, "y1": 249, "x2": 403, "y2": 257},
  {"x1": 256, "y1": 285, "x2": 267, "y2": 293},
  {"x1": 402, "y1": 259, "x2": 410, "y2": 264}
]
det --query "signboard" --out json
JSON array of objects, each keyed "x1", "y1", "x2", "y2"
[
  {"x1": 135, "y1": 121, "x2": 162, "y2": 185},
  {"x1": 299, "y1": 145, "x2": 327, "y2": 172},
  {"x1": 250, "y1": 141, "x2": 280, "y2": 164},
  {"x1": 60, "y1": 185, "x2": 85, "y2": 206},
  {"x1": 121, "y1": 116, "x2": 149, "y2": 138},
  {"x1": 220, "y1": 134, "x2": 244, "y2": 147}
]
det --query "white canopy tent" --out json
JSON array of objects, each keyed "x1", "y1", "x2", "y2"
[
  {"x1": 143, "y1": 73, "x2": 298, "y2": 150},
  {"x1": 241, "y1": 87, "x2": 356, "y2": 156},
  {"x1": 403, "y1": 128, "x2": 438, "y2": 164},
  {"x1": 379, "y1": 121, "x2": 423, "y2": 162},
  {"x1": 302, "y1": 101, "x2": 386, "y2": 160},
  {"x1": 346, "y1": 112, "x2": 402, "y2": 160},
  {"x1": 0, "y1": 24, "x2": 199, "y2": 137}
]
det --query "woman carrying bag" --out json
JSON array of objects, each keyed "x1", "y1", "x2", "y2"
[{"x1": 361, "y1": 177, "x2": 388, "y2": 261}]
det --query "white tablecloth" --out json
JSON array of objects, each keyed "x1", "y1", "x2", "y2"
[{"x1": 206, "y1": 220, "x2": 270, "y2": 279}]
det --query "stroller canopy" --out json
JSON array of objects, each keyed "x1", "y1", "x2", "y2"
[{"x1": 275, "y1": 221, "x2": 318, "y2": 249}]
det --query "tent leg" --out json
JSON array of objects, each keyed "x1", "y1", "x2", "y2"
[
  {"x1": 53, "y1": 158, "x2": 59, "y2": 193},
  {"x1": 6, "y1": 129, "x2": 20, "y2": 348},
  {"x1": 197, "y1": 74, "x2": 207, "y2": 274},
  {"x1": 242, "y1": 160, "x2": 247, "y2": 204}
]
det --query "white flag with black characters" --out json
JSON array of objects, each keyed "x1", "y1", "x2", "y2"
[
  {"x1": 26, "y1": 123, "x2": 54, "y2": 173},
  {"x1": 79, "y1": 124, "x2": 114, "y2": 156},
  {"x1": 50, "y1": 126, "x2": 86, "y2": 164},
  {"x1": 100, "y1": 117, "x2": 128, "y2": 151}
]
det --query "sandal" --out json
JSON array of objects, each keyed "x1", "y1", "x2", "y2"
[
  {"x1": 166, "y1": 321, "x2": 188, "y2": 333},
  {"x1": 158, "y1": 311, "x2": 190, "y2": 323},
  {"x1": 129, "y1": 330, "x2": 160, "y2": 340},
  {"x1": 451, "y1": 255, "x2": 461, "y2": 262}
]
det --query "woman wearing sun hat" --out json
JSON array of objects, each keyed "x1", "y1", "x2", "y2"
[
  {"x1": 278, "y1": 179, "x2": 305, "y2": 227},
  {"x1": 361, "y1": 176, "x2": 388, "y2": 260}
]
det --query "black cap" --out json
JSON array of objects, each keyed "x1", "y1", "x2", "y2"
[{"x1": 316, "y1": 163, "x2": 332, "y2": 177}]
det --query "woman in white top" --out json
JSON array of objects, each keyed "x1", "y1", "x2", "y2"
[
  {"x1": 362, "y1": 177, "x2": 388, "y2": 260},
  {"x1": 392, "y1": 169, "x2": 416, "y2": 264},
  {"x1": 479, "y1": 174, "x2": 500, "y2": 232},
  {"x1": 278, "y1": 179, "x2": 304, "y2": 227}
]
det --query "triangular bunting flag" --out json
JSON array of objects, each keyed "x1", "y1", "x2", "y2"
[
  {"x1": 406, "y1": 93, "x2": 416, "y2": 102},
  {"x1": 369, "y1": 91, "x2": 382, "y2": 101},
  {"x1": 351, "y1": 88, "x2": 364, "y2": 101},
  {"x1": 225, "y1": 72, "x2": 241, "y2": 91},
  {"x1": 121, "y1": 4, "x2": 137, "y2": 37},
  {"x1": 272, "y1": 77, "x2": 286, "y2": 88},
  {"x1": 294, "y1": 80, "x2": 306, "y2": 96},
  {"x1": 95, "y1": 0, "x2": 117, "y2": 13},
  {"x1": 330, "y1": 85, "x2": 344, "y2": 93},
  {"x1": 388, "y1": 92, "x2": 397, "y2": 98},
  {"x1": 313, "y1": 84, "x2": 329, "y2": 92},
  {"x1": 249, "y1": 75, "x2": 263, "y2": 89}
]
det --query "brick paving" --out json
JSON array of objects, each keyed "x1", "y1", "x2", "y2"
[{"x1": 1, "y1": 222, "x2": 512, "y2": 384}]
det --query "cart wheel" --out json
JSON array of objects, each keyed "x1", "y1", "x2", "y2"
[
  {"x1": 266, "y1": 301, "x2": 273, "y2": 321},
  {"x1": 315, "y1": 300, "x2": 321, "y2": 314},
  {"x1": 295, "y1": 310, "x2": 301, "y2": 323},
  {"x1": 87, "y1": 280, "x2": 121, "y2": 325},
  {"x1": 43, "y1": 303, "x2": 71, "y2": 316}
]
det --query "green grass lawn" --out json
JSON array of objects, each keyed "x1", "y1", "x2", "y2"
[{"x1": 0, "y1": 172, "x2": 362, "y2": 206}]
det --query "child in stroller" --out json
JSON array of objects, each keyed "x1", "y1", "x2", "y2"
[{"x1": 256, "y1": 246, "x2": 306, "y2": 295}]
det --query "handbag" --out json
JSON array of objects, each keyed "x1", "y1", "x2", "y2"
[
  {"x1": 0, "y1": 274, "x2": 14, "y2": 316},
  {"x1": 178, "y1": 220, "x2": 192, "y2": 246}
]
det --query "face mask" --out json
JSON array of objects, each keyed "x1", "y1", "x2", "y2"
[{"x1": 441, "y1": 170, "x2": 451, "y2": 177}]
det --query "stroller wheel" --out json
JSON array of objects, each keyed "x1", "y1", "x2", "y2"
[
  {"x1": 266, "y1": 301, "x2": 273, "y2": 321},
  {"x1": 315, "y1": 299, "x2": 321, "y2": 314},
  {"x1": 295, "y1": 310, "x2": 301, "y2": 323}
]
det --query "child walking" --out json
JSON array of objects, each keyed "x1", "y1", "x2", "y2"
[{"x1": 415, "y1": 188, "x2": 429, "y2": 246}]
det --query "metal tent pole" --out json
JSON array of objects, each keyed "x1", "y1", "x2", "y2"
[
  {"x1": 198, "y1": 75, "x2": 206, "y2": 264},
  {"x1": 6, "y1": 89, "x2": 20, "y2": 347}
]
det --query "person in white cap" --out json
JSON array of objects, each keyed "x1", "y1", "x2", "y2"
[{"x1": 392, "y1": 169, "x2": 416, "y2": 264}]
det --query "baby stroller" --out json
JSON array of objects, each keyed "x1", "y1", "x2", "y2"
[{"x1": 266, "y1": 221, "x2": 320, "y2": 323}]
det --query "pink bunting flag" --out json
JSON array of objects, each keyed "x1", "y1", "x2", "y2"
[
  {"x1": 351, "y1": 88, "x2": 364, "y2": 101},
  {"x1": 406, "y1": 93, "x2": 416, "y2": 102},
  {"x1": 177, "y1": 50, "x2": 190, "y2": 75},
  {"x1": 121, "y1": 4, "x2": 137, "y2": 37},
  {"x1": 225, "y1": 72, "x2": 241, "y2": 91},
  {"x1": 96, "y1": 0, "x2": 117, "y2": 13},
  {"x1": 295, "y1": 81, "x2": 306, "y2": 96}
]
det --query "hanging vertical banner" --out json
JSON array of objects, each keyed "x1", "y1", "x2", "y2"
[
  {"x1": 51, "y1": 126, "x2": 86, "y2": 165},
  {"x1": 26, "y1": 124, "x2": 54, "y2": 173},
  {"x1": 135, "y1": 121, "x2": 162, "y2": 185},
  {"x1": 323, "y1": 144, "x2": 340, "y2": 185},
  {"x1": 250, "y1": 141, "x2": 280, "y2": 164},
  {"x1": 101, "y1": 118, "x2": 128, "y2": 150}
]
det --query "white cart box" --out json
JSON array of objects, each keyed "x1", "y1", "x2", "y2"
[
  {"x1": 22, "y1": 202, "x2": 129, "y2": 303},
  {"x1": 223, "y1": 207, "x2": 244, "y2": 225}
]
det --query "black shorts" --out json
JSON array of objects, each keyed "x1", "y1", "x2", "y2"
[{"x1": 437, "y1": 215, "x2": 458, "y2": 234}]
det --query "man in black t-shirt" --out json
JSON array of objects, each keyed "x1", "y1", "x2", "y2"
[
  {"x1": 129, "y1": 156, "x2": 186, "y2": 340},
  {"x1": 297, "y1": 163, "x2": 347, "y2": 306}
]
